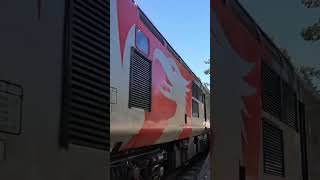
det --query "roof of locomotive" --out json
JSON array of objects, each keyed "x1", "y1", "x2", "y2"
[
  {"x1": 231, "y1": 0, "x2": 320, "y2": 99},
  {"x1": 230, "y1": 0, "x2": 291, "y2": 68}
]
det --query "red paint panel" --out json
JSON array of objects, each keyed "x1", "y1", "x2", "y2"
[
  {"x1": 124, "y1": 60, "x2": 178, "y2": 148},
  {"x1": 213, "y1": 0, "x2": 264, "y2": 179},
  {"x1": 117, "y1": 0, "x2": 198, "y2": 150},
  {"x1": 117, "y1": 0, "x2": 138, "y2": 64}
]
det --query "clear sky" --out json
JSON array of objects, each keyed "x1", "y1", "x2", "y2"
[
  {"x1": 135, "y1": 0, "x2": 210, "y2": 85},
  {"x1": 239, "y1": 0, "x2": 319, "y2": 68}
]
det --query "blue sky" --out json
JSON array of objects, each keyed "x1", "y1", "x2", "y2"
[{"x1": 135, "y1": 0, "x2": 210, "y2": 85}]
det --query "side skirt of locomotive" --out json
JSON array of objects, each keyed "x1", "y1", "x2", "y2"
[{"x1": 110, "y1": 133, "x2": 209, "y2": 180}]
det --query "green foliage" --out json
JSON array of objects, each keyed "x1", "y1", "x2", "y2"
[
  {"x1": 299, "y1": 0, "x2": 320, "y2": 93},
  {"x1": 302, "y1": 0, "x2": 320, "y2": 8},
  {"x1": 301, "y1": 19, "x2": 320, "y2": 42},
  {"x1": 280, "y1": 48, "x2": 320, "y2": 93},
  {"x1": 300, "y1": 66, "x2": 320, "y2": 93},
  {"x1": 203, "y1": 59, "x2": 210, "y2": 88},
  {"x1": 204, "y1": 69, "x2": 210, "y2": 75},
  {"x1": 301, "y1": 0, "x2": 320, "y2": 42},
  {"x1": 204, "y1": 59, "x2": 210, "y2": 75}
]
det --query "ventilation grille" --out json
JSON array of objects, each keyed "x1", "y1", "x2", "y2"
[
  {"x1": 110, "y1": 87, "x2": 117, "y2": 104},
  {"x1": 263, "y1": 120, "x2": 285, "y2": 177},
  {"x1": 138, "y1": 8, "x2": 164, "y2": 45},
  {"x1": 262, "y1": 63, "x2": 298, "y2": 130},
  {"x1": 62, "y1": 0, "x2": 109, "y2": 150},
  {"x1": 0, "y1": 81, "x2": 22, "y2": 135},
  {"x1": 192, "y1": 82, "x2": 204, "y2": 102},
  {"x1": 262, "y1": 63, "x2": 281, "y2": 119},
  {"x1": 299, "y1": 101, "x2": 309, "y2": 180},
  {"x1": 281, "y1": 81, "x2": 297, "y2": 129},
  {"x1": 129, "y1": 48, "x2": 152, "y2": 111},
  {"x1": 192, "y1": 99, "x2": 199, "y2": 117}
]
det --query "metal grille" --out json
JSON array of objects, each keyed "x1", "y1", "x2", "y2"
[
  {"x1": 262, "y1": 63, "x2": 281, "y2": 119},
  {"x1": 299, "y1": 102, "x2": 309, "y2": 180},
  {"x1": 0, "y1": 81, "x2": 23, "y2": 135},
  {"x1": 110, "y1": 87, "x2": 117, "y2": 104},
  {"x1": 62, "y1": 0, "x2": 109, "y2": 150},
  {"x1": 192, "y1": 82, "x2": 204, "y2": 102},
  {"x1": 192, "y1": 82, "x2": 199, "y2": 100},
  {"x1": 281, "y1": 81, "x2": 297, "y2": 129},
  {"x1": 138, "y1": 8, "x2": 164, "y2": 45},
  {"x1": 192, "y1": 99, "x2": 199, "y2": 117},
  {"x1": 263, "y1": 120, "x2": 285, "y2": 177},
  {"x1": 129, "y1": 48, "x2": 152, "y2": 111}
]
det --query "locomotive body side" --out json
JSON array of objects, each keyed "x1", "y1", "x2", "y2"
[
  {"x1": 212, "y1": 0, "x2": 305, "y2": 180},
  {"x1": 110, "y1": 0, "x2": 208, "y2": 152},
  {"x1": 303, "y1": 85, "x2": 320, "y2": 180},
  {"x1": 110, "y1": 0, "x2": 209, "y2": 179},
  {"x1": 0, "y1": 1, "x2": 109, "y2": 179}
]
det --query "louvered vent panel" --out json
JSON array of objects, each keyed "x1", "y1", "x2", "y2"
[
  {"x1": 0, "y1": 81, "x2": 22, "y2": 134},
  {"x1": 262, "y1": 63, "x2": 281, "y2": 119},
  {"x1": 263, "y1": 120, "x2": 285, "y2": 177},
  {"x1": 62, "y1": 0, "x2": 109, "y2": 150},
  {"x1": 129, "y1": 48, "x2": 152, "y2": 111},
  {"x1": 281, "y1": 81, "x2": 297, "y2": 129}
]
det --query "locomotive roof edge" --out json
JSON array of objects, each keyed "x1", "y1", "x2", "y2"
[
  {"x1": 137, "y1": 6, "x2": 209, "y2": 94},
  {"x1": 232, "y1": 0, "x2": 320, "y2": 97},
  {"x1": 232, "y1": 0, "x2": 292, "y2": 69}
]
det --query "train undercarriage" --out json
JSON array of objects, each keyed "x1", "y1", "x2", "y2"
[{"x1": 110, "y1": 133, "x2": 209, "y2": 180}]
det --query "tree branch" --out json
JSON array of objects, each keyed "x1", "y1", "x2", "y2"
[
  {"x1": 302, "y1": 0, "x2": 320, "y2": 8},
  {"x1": 301, "y1": 18, "x2": 320, "y2": 42}
]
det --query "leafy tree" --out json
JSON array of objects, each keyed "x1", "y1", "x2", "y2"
[
  {"x1": 302, "y1": 0, "x2": 320, "y2": 8},
  {"x1": 204, "y1": 59, "x2": 210, "y2": 75},
  {"x1": 280, "y1": 48, "x2": 320, "y2": 93},
  {"x1": 204, "y1": 59, "x2": 210, "y2": 89},
  {"x1": 301, "y1": 0, "x2": 320, "y2": 42},
  {"x1": 298, "y1": 0, "x2": 320, "y2": 93},
  {"x1": 299, "y1": 66, "x2": 320, "y2": 93}
]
